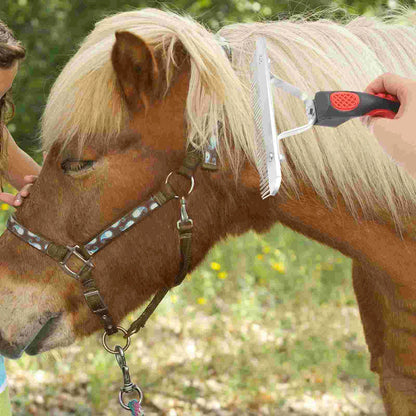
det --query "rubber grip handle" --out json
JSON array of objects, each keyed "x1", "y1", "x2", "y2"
[{"x1": 313, "y1": 91, "x2": 400, "y2": 127}]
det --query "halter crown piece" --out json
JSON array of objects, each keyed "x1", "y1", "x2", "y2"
[{"x1": 6, "y1": 36, "x2": 231, "y2": 414}]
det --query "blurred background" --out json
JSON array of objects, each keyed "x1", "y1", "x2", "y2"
[{"x1": 0, "y1": 0, "x2": 414, "y2": 415}]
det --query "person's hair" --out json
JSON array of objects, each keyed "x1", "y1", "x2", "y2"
[{"x1": 0, "y1": 20, "x2": 25, "y2": 188}]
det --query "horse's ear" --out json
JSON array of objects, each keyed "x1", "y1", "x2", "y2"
[{"x1": 112, "y1": 31, "x2": 159, "y2": 111}]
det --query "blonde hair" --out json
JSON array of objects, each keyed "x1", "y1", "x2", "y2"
[{"x1": 42, "y1": 7, "x2": 416, "y2": 236}]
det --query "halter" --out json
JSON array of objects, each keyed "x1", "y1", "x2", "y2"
[
  {"x1": 6, "y1": 36, "x2": 229, "y2": 414},
  {"x1": 6, "y1": 145, "x2": 218, "y2": 412}
]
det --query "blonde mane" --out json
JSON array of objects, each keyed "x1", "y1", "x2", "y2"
[{"x1": 42, "y1": 7, "x2": 416, "y2": 236}]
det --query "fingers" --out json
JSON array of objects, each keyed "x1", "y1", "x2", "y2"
[
  {"x1": 23, "y1": 175, "x2": 38, "y2": 184},
  {"x1": 14, "y1": 193, "x2": 23, "y2": 206},
  {"x1": 364, "y1": 73, "x2": 416, "y2": 118},
  {"x1": 19, "y1": 183, "x2": 33, "y2": 198},
  {"x1": 364, "y1": 72, "x2": 410, "y2": 96},
  {"x1": 0, "y1": 193, "x2": 17, "y2": 206},
  {"x1": 0, "y1": 181, "x2": 35, "y2": 207}
]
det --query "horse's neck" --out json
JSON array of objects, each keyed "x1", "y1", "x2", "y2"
[{"x1": 254, "y1": 182, "x2": 416, "y2": 287}]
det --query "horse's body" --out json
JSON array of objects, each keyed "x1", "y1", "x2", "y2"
[{"x1": 1, "y1": 8, "x2": 416, "y2": 415}]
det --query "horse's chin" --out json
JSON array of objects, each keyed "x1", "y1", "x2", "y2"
[{"x1": 24, "y1": 314, "x2": 76, "y2": 356}]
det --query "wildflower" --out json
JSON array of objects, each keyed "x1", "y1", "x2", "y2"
[
  {"x1": 1, "y1": 204, "x2": 9, "y2": 211},
  {"x1": 274, "y1": 249, "x2": 281, "y2": 255},
  {"x1": 272, "y1": 262, "x2": 285, "y2": 273},
  {"x1": 186, "y1": 274, "x2": 192, "y2": 281},
  {"x1": 171, "y1": 295, "x2": 178, "y2": 304},
  {"x1": 210, "y1": 262, "x2": 221, "y2": 271},
  {"x1": 312, "y1": 270, "x2": 321, "y2": 279},
  {"x1": 218, "y1": 272, "x2": 228, "y2": 279},
  {"x1": 262, "y1": 246, "x2": 271, "y2": 254},
  {"x1": 256, "y1": 254, "x2": 264, "y2": 261},
  {"x1": 197, "y1": 297, "x2": 207, "y2": 305},
  {"x1": 322, "y1": 263, "x2": 334, "y2": 271}
]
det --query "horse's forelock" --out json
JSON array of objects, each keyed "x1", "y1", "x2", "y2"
[{"x1": 41, "y1": 8, "x2": 255, "y2": 173}]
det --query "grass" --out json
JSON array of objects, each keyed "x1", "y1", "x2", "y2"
[{"x1": 0, "y1": 190, "x2": 383, "y2": 415}]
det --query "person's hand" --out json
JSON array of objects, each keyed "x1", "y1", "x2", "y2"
[
  {"x1": 0, "y1": 175, "x2": 37, "y2": 206},
  {"x1": 362, "y1": 72, "x2": 416, "y2": 178}
]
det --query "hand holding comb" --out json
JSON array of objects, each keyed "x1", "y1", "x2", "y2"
[{"x1": 251, "y1": 36, "x2": 401, "y2": 199}]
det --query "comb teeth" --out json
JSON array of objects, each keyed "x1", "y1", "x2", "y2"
[{"x1": 250, "y1": 37, "x2": 281, "y2": 199}]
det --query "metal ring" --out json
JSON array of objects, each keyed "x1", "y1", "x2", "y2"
[
  {"x1": 119, "y1": 385, "x2": 143, "y2": 410},
  {"x1": 102, "y1": 326, "x2": 131, "y2": 354},
  {"x1": 165, "y1": 171, "x2": 195, "y2": 197}
]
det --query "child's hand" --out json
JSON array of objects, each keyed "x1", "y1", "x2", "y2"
[{"x1": 0, "y1": 175, "x2": 37, "y2": 207}]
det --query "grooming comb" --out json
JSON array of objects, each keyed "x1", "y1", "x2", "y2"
[{"x1": 250, "y1": 37, "x2": 400, "y2": 199}]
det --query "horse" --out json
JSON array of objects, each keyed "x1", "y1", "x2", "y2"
[{"x1": 1, "y1": 7, "x2": 416, "y2": 415}]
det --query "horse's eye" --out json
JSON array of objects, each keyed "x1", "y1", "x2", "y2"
[{"x1": 61, "y1": 159, "x2": 95, "y2": 173}]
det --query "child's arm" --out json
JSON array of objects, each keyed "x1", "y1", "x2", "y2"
[{"x1": 0, "y1": 127, "x2": 41, "y2": 206}]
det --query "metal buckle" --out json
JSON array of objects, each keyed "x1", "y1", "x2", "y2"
[
  {"x1": 84, "y1": 290, "x2": 108, "y2": 314},
  {"x1": 59, "y1": 245, "x2": 94, "y2": 279}
]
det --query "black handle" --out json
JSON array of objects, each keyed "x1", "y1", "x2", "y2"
[{"x1": 313, "y1": 91, "x2": 400, "y2": 127}]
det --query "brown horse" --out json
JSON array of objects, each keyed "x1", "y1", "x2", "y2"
[{"x1": 1, "y1": 8, "x2": 416, "y2": 415}]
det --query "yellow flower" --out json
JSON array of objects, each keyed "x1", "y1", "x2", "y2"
[
  {"x1": 218, "y1": 272, "x2": 228, "y2": 279},
  {"x1": 262, "y1": 246, "x2": 271, "y2": 254},
  {"x1": 186, "y1": 274, "x2": 192, "y2": 281},
  {"x1": 210, "y1": 262, "x2": 221, "y2": 271},
  {"x1": 1, "y1": 204, "x2": 9, "y2": 211},
  {"x1": 272, "y1": 262, "x2": 285, "y2": 273},
  {"x1": 171, "y1": 295, "x2": 178, "y2": 304},
  {"x1": 312, "y1": 270, "x2": 321, "y2": 279},
  {"x1": 256, "y1": 254, "x2": 264, "y2": 261},
  {"x1": 322, "y1": 263, "x2": 334, "y2": 271},
  {"x1": 274, "y1": 249, "x2": 281, "y2": 255},
  {"x1": 197, "y1": 297, "x2": 207, "y2": 305}
]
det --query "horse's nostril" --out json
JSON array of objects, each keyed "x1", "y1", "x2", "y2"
[{"x1": 24, "y1": 313, "x2": 63, "y2": 356}]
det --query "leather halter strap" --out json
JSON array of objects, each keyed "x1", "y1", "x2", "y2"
[{"x1": 6, "y1": 146, "x2": 215, "y2": 337}]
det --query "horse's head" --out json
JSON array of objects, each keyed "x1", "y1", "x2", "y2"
[{"x1": 0, "y1": 9, "x2": 268, "y2": 358}]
